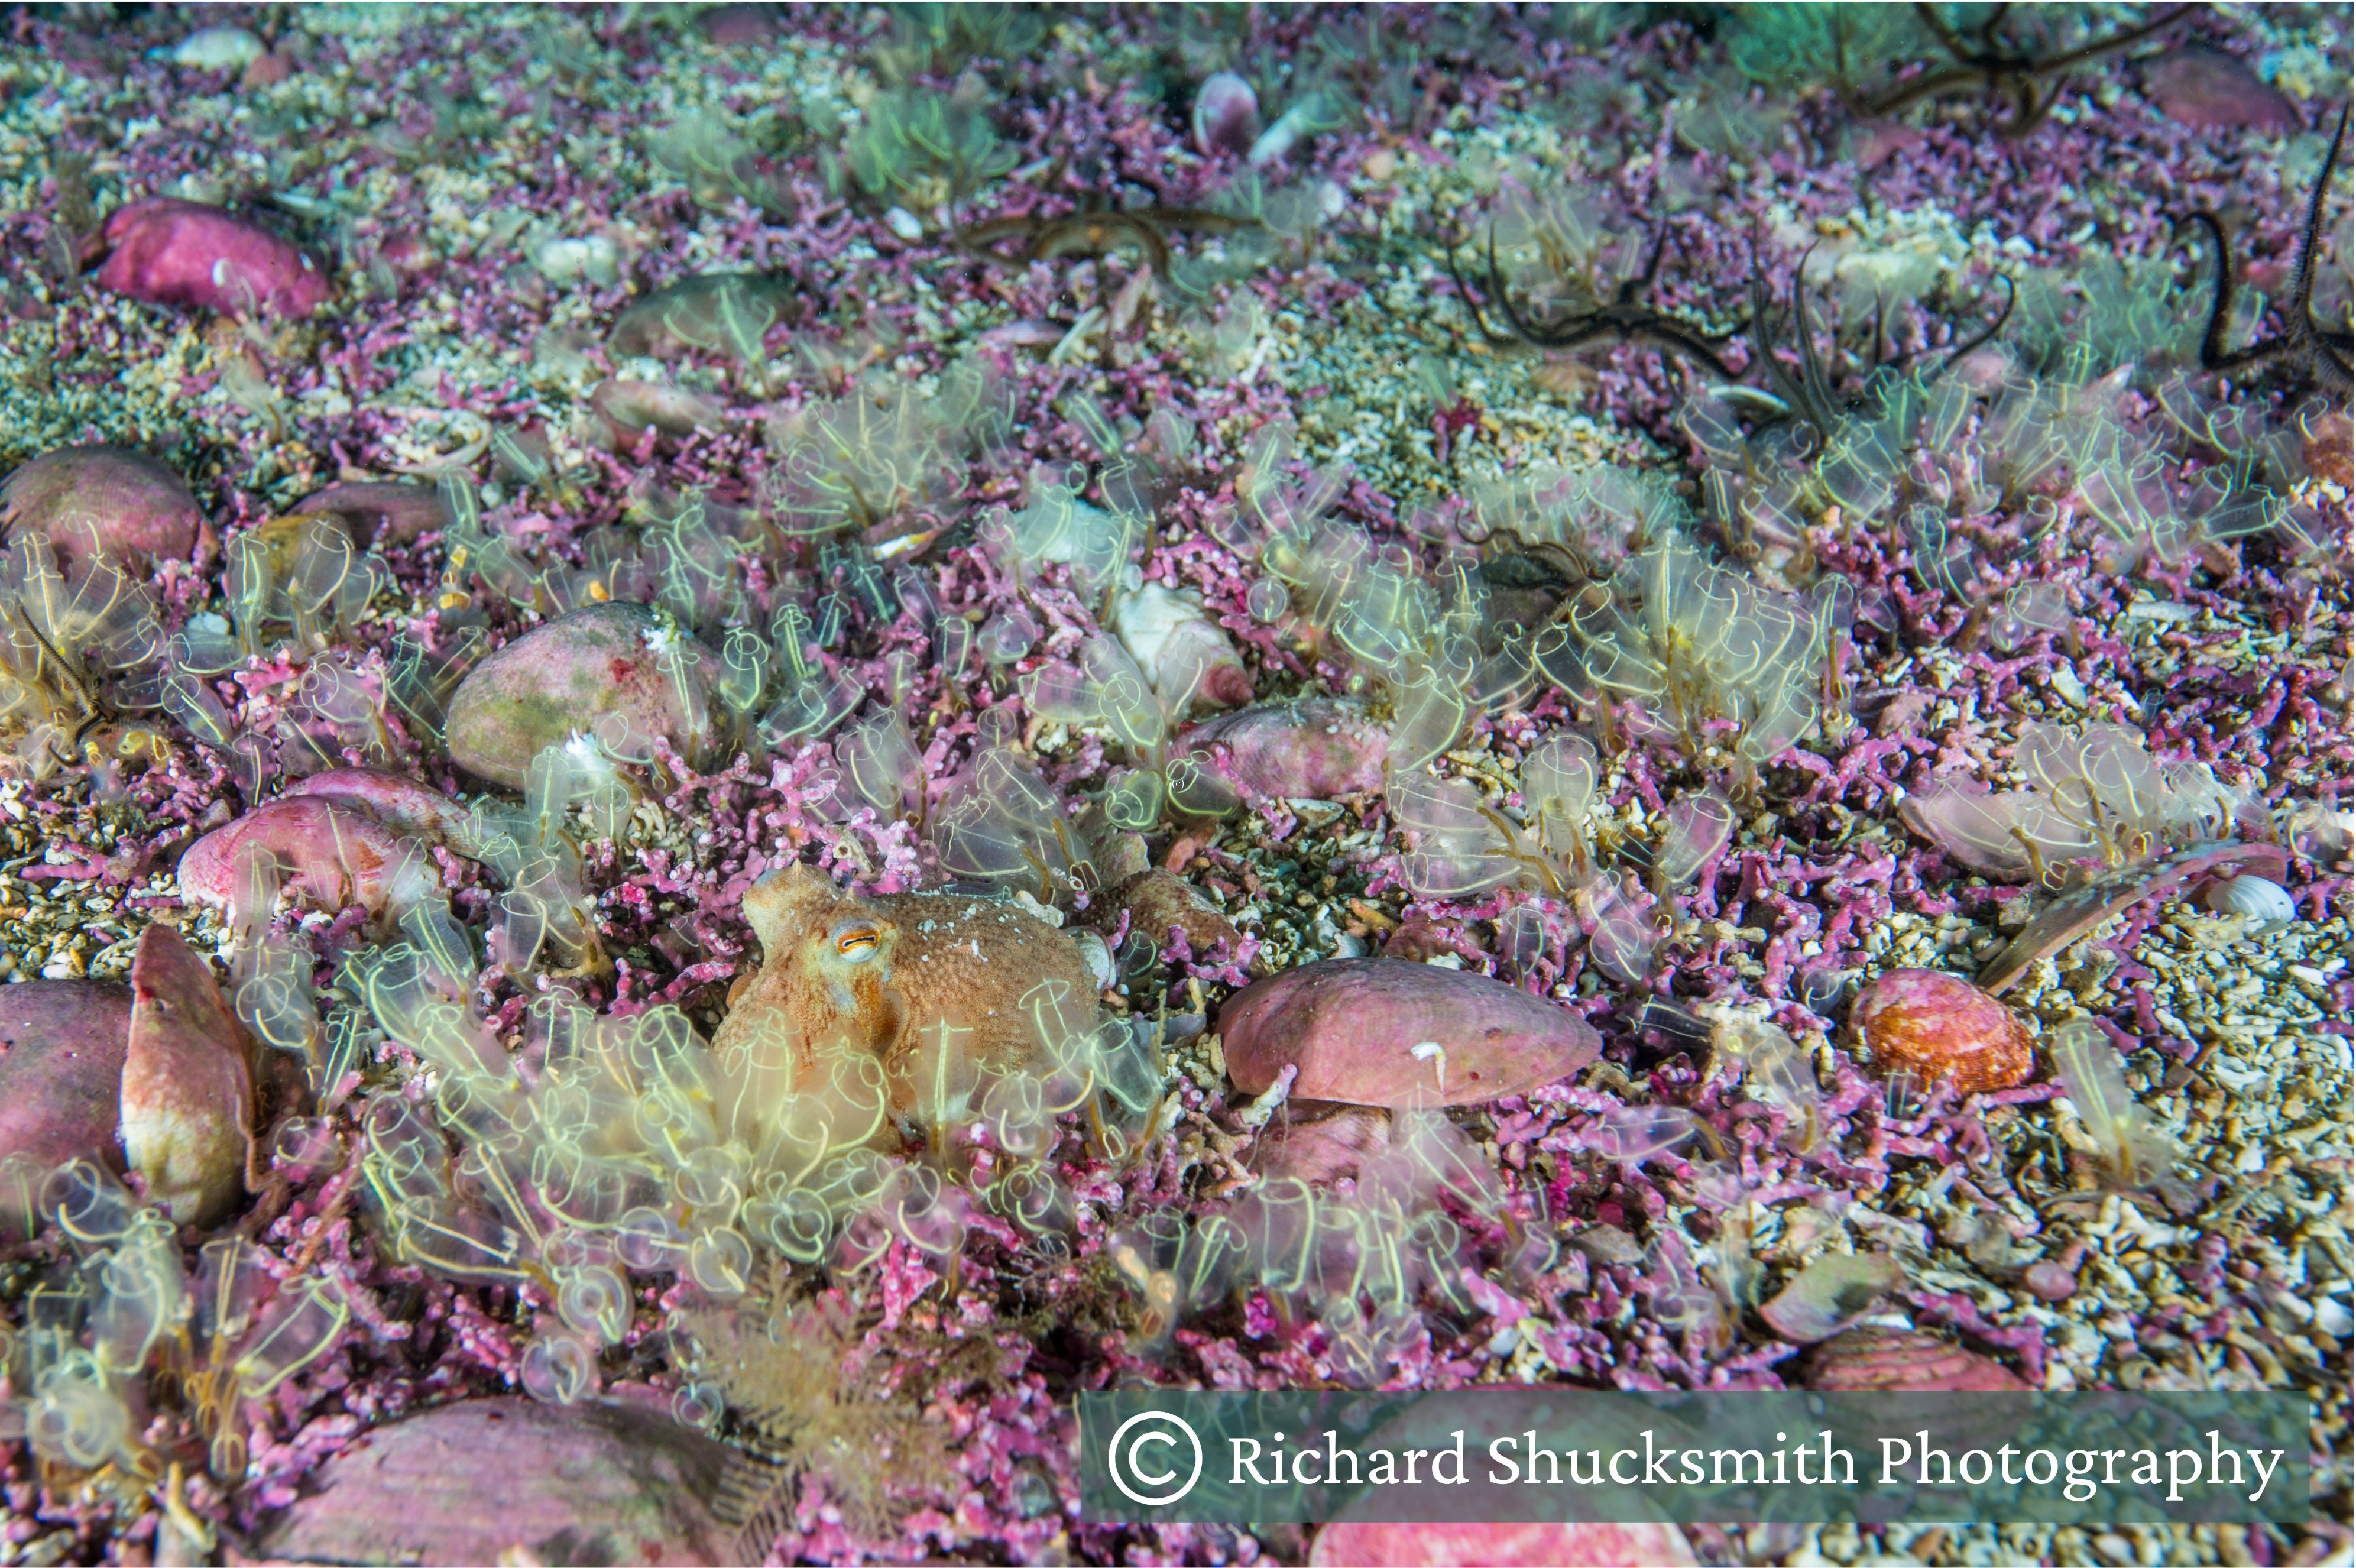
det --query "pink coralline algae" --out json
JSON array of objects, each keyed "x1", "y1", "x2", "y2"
[
  {"x1": 0, "y1": 4, "x2": 2346, "y2": 1564},
  {"x1": 90, "y1": 198, "x2": 328, "y2": 319},
  {"x1": 1218, "y1": 957, "x2": 1601, "y2": 1107}
]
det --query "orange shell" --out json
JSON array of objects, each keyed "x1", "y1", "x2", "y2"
[
  {"x1": 1847, "y1": 967, "x2": 2034, "y2": 1094},
  {"x1": 2305, "y1": 411, "x2": 2351, "y2": 491}
]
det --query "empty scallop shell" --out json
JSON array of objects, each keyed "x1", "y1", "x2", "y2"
[{"x1": 2203, "y1": 874, "x2": 2296, "y2": 921}]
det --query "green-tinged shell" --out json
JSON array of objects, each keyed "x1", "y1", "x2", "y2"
[{"x1": 444, "y1": 602, "x2": 722, "y2": 788}]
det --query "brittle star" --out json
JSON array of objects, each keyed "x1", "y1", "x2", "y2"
[
  {"x1": 1742, "y1": 237, "x2": 2015, "y2": 440},
  {"x1": 2180, "y1": 99, "x2": 2353, "y2": 399},
  {"x1": 1851, "y1": 2, "x2": 2195, "y2": 140},
  {"x1": 1444, "y1": 221, "x2": 1742, "y2": 378},
  {"x1": 954, "y1": 206, "x2": 1251, "y2": 281}
]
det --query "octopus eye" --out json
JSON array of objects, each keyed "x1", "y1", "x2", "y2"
[{"x1": 835, "y1": 925, "x2": 881, "y2": 961}]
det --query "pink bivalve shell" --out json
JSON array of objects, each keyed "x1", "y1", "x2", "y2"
[
  {"x1": 178, "y1": 795, "x2": 440, "y2": 918},
  {"x1": 0, "y1": 981, "x2": 132, "y2": 1181},
  {"x1": 94, "y1": 198, "x2": 328, "y2": 319},
  {"x1": 1, "y1": 445, "x2": 206, "y2": 568},
  {"x1": 1217, "y1": 957, "x2": 1600, "y2": 1109},
  {"x1": 2143, "y1": 47, "x2": 2300, "y2": 134},
  {"x1": 119, "y1": 924, "x2": 253, "y2": 1226},
  {"x1": 254, "y1": 1397, "x2": 737, "y2": 1565},
  {"x1": 1803, "y1": 1326, "x2": 2030, "y2": 1392}
]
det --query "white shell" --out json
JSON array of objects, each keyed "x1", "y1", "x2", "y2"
[
  {"x1": 1110, "y1": 583, "x2": 1245, "y2": 710},
  {"x1": 171, "y1": 26, "x2": 264, "y2": 70},
  {"x1": 1072, "y1": 931, "x2": 1114, "y2": 991},
  {"x1": 1191, "y1": 72, "x2": 1260, "y2": 157},
  {"x1": 2203, "y1": 874, "x2": 2296, "y2": 921},
  {"x1": 530, "y1": 235, "x2": 621, "y2": 289}
]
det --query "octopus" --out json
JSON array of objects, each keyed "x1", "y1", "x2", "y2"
[{"x1": 711, "y1": 864, "x2": 1107, "y2": 1136}]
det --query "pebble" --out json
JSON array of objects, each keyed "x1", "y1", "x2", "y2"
[{"x1": 532, "y1": 234, "x2": 623, "y2": 289}]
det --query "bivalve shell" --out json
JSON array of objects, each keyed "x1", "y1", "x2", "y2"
[
  {"x1": 1217, "y1": 958, "x2": 1600, "y2": 1109},
  {"x1": 0, "y1": 981, "x2": 132, "y2": 1179},
  {"x1": 254, "y1": 1397, "x2": 737, "y2": 1566},
  {"x1": 443, "y1": 602, "x2": 724, "y2": 788},
  {"x1": 2202, "y1": 873, "x2": 2296, "y2": 921},
  {"x1": 1847, "y1": 968, "x2": 2034, "y2": 1094},
  {"x1": 1802, "y1": 1326, "x2": 2030, "y2": 1392},
  {"x1": 0, "y1": 445, "x2": 206, "y2": 568}
]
